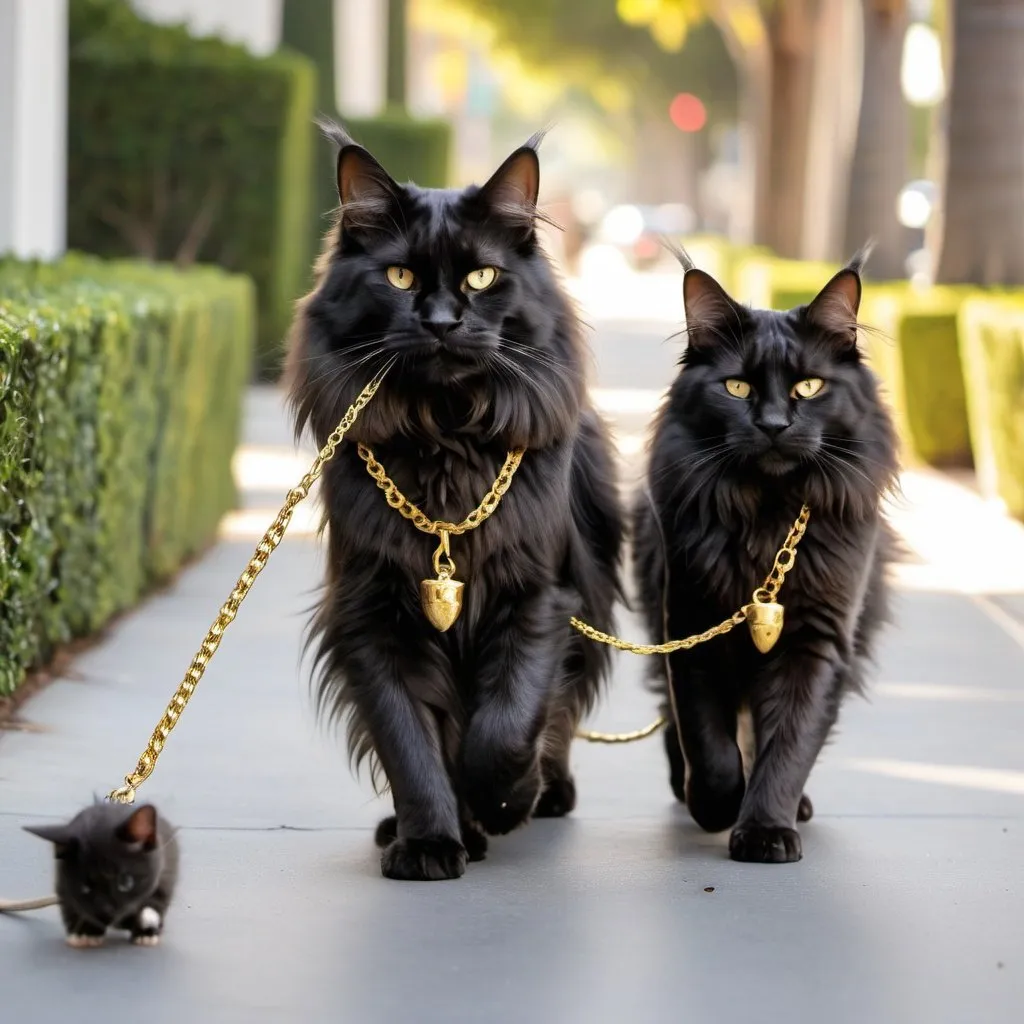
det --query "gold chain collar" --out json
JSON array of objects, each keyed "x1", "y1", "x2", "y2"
[{"x1": 357, "y1": 443, "x2": 526, "y2": 631}]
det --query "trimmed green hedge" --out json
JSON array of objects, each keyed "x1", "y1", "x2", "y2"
[
  {"x1": 0, "y1": 256, "x2": 254, "y2": 696},
  {"x1": 959, "y1": 298, "x2": 1024, "y2": 518},
  {"x1": 345, "y1": 110, "x2": 453, "y2": 188},
  {"x1": 859, "y1": 285, "x2": 976, "y2": 467},
  {"x1": 733, "y1": 254, "x2": 839, "y2": 310},
  {"x1": 66, "y1": 0, "x2": 315, "y2": 378}
]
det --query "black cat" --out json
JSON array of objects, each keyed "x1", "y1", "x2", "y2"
[
  {"x1": 632, "y1": 249, "x2": 897, "y2": 863},
  {"x1": 20, "y1": 803, "x2": 178, "y2": 946},
  {"x1": 286, "y1": 123, "x2": 623, "y2": 881}
]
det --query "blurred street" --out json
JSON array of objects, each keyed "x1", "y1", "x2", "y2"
[{"x1": 2, "y1": 260, "x2": 1023, "y2": 1024}]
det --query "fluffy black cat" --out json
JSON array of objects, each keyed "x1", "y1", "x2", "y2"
[
  {"x1": 632, "y1": 249, "x2": 897, "y2": 863},
  {"x1": 286, "y1": 123, "x2": 622, "y2": 881},
  {"x1": 12, "y1": 803, "x2": 178, "y2": 946}
]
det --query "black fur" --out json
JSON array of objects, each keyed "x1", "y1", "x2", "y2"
[
  {"x1": 287, "y1": 122, "x2": 623, "y2": 881},
  {"x1": 632, "y1": 251, "x2": 898, "y2": 863},
  {"x1": 23, "y1": 803, "x2": 178, "y2": 944}
]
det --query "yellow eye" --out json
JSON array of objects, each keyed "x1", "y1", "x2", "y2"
[
  {"x1": 725, "y1": 379, "x2": 751, "y2": 399},
  {"x1": 386, "y1": 266, "x2": 415, "y2": 290},
  {"x1": 464, "y1": 267, "x2": 498, "y2": 291},
  {"x1": 791, "y1": 378, "x2": 825, "y2": 399}
]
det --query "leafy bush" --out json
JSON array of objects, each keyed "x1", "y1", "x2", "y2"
[
  {"x1": 732, "y1": 254, "x2": 839, "y2": 310},
  {"x1": 0, "y1": 256, "x2": 254, "y2": 696},
  {"x1": 959, "y1": 298, "x2": 1024, "y2": 519},
  {"x1": 66, "y1": 0, "x2": 314, "y2": 377},
  {"x1": 346, "y1": 110, "x2": 453, "y2": 188},
  {"x1": 859, "y1": 286, "x2": 976, "y2": 467}
]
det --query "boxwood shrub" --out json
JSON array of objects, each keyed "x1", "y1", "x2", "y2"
[
  {"x1": 66, "y1": 0, "x2": 315, "y2": 378},
  {"x1": 958, "y1": 298, "x2": 1024, "y2": 519},
  {"x1": 0, "y1": 256, "x2": 254, "y2": 696}
]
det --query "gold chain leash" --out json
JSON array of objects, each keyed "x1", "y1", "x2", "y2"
[
  {"x1": 107, "y1": 368, "x2": 391, "y2": 804},
  {"x1": 573, "y1": 505, "x2": 811, "y2": 743},
  {"x1": 356, "y1": 444, "x2": 525, "y2": 536}
]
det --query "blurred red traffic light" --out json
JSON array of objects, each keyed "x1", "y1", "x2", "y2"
[{"x1": 669, "y1": 93, "x2": 706, "y2": 133}]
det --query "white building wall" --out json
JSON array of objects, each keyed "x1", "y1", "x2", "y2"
[
  {"x1": 335, "y1": 0, "x2": 387, "y2": 116},
  {"x1": 0, "y1": 0, "x2": 67, "y2": 260},
  {"x1": 131, "y1": 0, "x2": 283, "y2": 56}
]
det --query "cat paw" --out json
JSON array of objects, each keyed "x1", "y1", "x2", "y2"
[
  {"x1": 797, "y1": 794, "x2": 814, "y2": 822},
  {"x1": 729, "y1": 823, "x2": 802, "y2": 864},
  {"x1": 374, "y1": 815, "x2": 398, "y2": 848},
  {"x1": 686, "y1": 777, "x2": 744, "y2": 833},
  {"x1": 533, "y1": 776, "x2": 576, "y2": 818},
  {"x1": 462, "y1": 822, "x2": 488, "y2": 862},
  {"x1": 66, "y1": 933, "x2": 105, "y2": 949},
  {"x1": 132, "y1": 934, "x2": 161, "y2": 947},
  {"x1": 380, "y1": 836, "x2": 467, "y2": 881},
  {"x1": 376, "y1": 815, "x2": 487, "y2": 862},
  {"x1": 465, "y1": 770, "x2": 542, "y2": 836}
]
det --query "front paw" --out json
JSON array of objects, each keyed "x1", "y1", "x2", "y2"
[
  {"x1": 464, "y1": 766, "x2": 543, "y2": 836},
  {"x1": 380, "y1": 836, "x2": 467, "y2": 881},
  {"x1": 729, "y1": 823, "x2": 802, "y2": 863},
  {"x1": 66, "y1": 933, "x2": 105, "y2": 949},
  {"x1": 376, "y1": 815, "x2": 487, "y2": 861},
  {"x1": 533, "y1": 775, "x2": 576, "y2": 818}
]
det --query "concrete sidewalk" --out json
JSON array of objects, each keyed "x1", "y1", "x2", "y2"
[{"x1": 3, "y1": 320, "x2": 1024, "y2": 1023}]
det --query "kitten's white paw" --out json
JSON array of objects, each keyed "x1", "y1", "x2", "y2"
[
  {"x1": 66, "y1": 934, "x2": 104, "y2": 949},
  {"x1": 132, "y1": 934, "x2": 160, "y2": 947},
  {"x1": 138, "y1": 907, "x2": 161, "y2": 932}
]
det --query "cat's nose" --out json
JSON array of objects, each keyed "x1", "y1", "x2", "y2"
[
  {"x1": 756, "y1": 419, "x2": 791, "y2": 440},
  {"x1": 424, "y1": 318, "x2": 461, "y2": 340}
]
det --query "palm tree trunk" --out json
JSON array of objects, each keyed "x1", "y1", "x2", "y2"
[
  {"x1": 935, "y1": 0, "x2": 1024, "y2": 284},
  {"x1": 758, "y1": 0, "x2": 822, "y2": 256},
  {"x1": 843, "y1": 0, "x2": 912, "y2": 278}
]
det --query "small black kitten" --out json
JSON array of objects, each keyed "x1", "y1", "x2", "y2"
[
  {"x1": 18, "y1": 803, "x2": 178, "y2": 946},
  {"x1": 286, "y1": 123, "x2": 622, "y2": 881},
  {"x1": 632, "y1": 249, "x2": 897, "y2": 863}
]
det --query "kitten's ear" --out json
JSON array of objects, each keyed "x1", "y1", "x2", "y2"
[
  {"x1": 480, "y1": 138, "x2": 541, "y2": 227},
  {"x1": 683, "y1": 269, "x2": 742, "y2": 350},
  {"x1": 805, "y1": 268, "x2": 861, "y2": 346},
  {"x1": 23, "y1": 822, "x2": 77, "y2": 858},
  {"x1": 117, "y1": 805, "x2": 159, "y2": 850}
]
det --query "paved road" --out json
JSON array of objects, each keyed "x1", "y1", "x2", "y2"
[{"x1": 2, "y1": 299, "x2": 1023, "y2": 1023}]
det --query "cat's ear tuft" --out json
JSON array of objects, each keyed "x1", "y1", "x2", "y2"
[
  {"x1": 23, "y1": 822, "x2": 76, "y2": 858},
  {"x1": 805, "y1": 268, "x2": 861, "y2": 344},
  {"x1": 330, "y1": 132, "x2": 401, "y2": 231},
  {"x1": 118, "y1": 805, "x2": 159, "y2": 850},
  {"x1": 682, "y1": 269, "x2": 741, "y2": 350},
  {"x1": 480, "y1": 144, "x2": 541, "y2": 225}
]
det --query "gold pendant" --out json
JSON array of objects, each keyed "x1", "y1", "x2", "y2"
[
  {"x1": 743, "y1": 600, "x2": 784, "y2": 654},
  {"x1": 420, "y1": 530, "x2": 463, "y2": 632}
]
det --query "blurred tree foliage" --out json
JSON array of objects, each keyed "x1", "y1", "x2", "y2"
[{"x1": 448, "y1": 0, "x2": 738, "y2": 118}]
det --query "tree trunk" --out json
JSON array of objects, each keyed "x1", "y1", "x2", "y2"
[
  {"x1": 756, "y1": 0, "x2": 823, "y2": 256},
  {"x1": 935, "y1": 0, "x2": 1024, "y2": 285},
  {"x1": 843, "y1": 0, "x2": 912, "y2": 277}
]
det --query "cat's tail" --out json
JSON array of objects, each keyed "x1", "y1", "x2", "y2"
[{"x1": 0, "y1": 895, "x2": 59, "y2": 913}]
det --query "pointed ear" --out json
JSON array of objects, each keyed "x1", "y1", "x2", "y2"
[
  {"x1": 683, "y1": 269, "x2": 743, "y2": 351},
  {"x1": 335, "y1": 144, "x2": 401, "y2": 231},
  {"x1": 23, "y1": 822, "x2": 77, "y2": 858},
  {"x1": 117, "y1": 805, "x2": 158, "y2": 850},
  {"x1": 804, "y1": 268, "x2": 861, "y2": 344},
  {"x1": 480, "y1": 143, "x2": 541, "y2": 226}
]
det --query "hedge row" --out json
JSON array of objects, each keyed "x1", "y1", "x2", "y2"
[
  {"x1": 67, "y1": 0, "x2": 315, "y2": 378},
  {"x1": 0, "y1": 256, "x2": 254, "y2": 696},
  {"x1": 66, "y1": 0, "x2": 454, "y2": 379},
  {"x1": 680, "y1": 237, "x2": 1024, "y2": 515},
  {"x1": 959, "y1": 299, "x2": 1024, "y2": 519}
]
